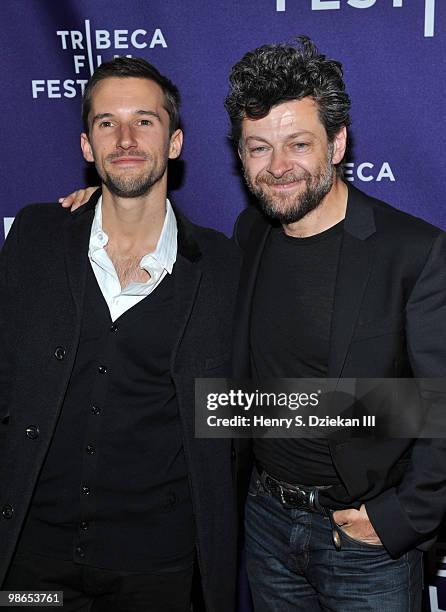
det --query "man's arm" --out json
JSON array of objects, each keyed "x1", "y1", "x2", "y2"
[{"x1": 364, "y1": 231, "x2": 446, "y2": 557}]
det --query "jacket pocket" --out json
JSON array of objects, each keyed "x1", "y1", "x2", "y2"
[{"x1": 352, "y1": 313, "x2": 404, "y2": 342}]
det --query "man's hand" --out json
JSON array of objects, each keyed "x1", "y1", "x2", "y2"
[
  {"x1": 58, "y1": 186, "x2": 99, "y2": 211},
  {"x1": 333, "y1": 504, "x2": 382, "y2": 545}
]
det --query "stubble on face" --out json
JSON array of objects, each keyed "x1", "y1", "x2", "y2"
[
  {"x1": 243, "y1": 143, "x2": 335, "y2": 225},
  {"x1": 95, "y1": 145, "x2": 170, "y2": 199}
]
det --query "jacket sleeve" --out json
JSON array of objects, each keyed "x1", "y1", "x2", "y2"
[{"x1": 366, "y1": 231, "x2": 446, "y2": 557}]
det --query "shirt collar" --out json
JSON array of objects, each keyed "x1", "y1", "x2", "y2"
[{"x1": 89, "y1": 195, "x2": 177, "y2": 274}]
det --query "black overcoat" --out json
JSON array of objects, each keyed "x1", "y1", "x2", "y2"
[{"x1": 0, "y1": 190, "x2": 241, "y2": 612}]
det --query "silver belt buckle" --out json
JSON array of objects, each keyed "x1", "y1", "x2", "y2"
[{"x1": 296, "y1": 487, "x2": 316, "y2": 512}]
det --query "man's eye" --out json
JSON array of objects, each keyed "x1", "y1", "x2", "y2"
[
  {"x1": 293, "y1": 142, "x2": 309, "y2": 150},
  {"x1": 139, "y1": 119, "x2": 152, "y2": 126},
  {"x1": 250, "y1": 146, "x2": 268, "y2": 153},
  {"x1": 99, "y1": 121, "x2": 113, "y2": 128}
]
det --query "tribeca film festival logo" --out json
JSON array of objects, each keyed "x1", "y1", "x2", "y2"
[
  {"x1": 275, "y1": 0, "x2": 437, "y2": 37},
  {"x1": 31, "y1": 20, "x2": 167, "y2": 99}
]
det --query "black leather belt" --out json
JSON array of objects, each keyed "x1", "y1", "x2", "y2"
[
  {"x1": 256, "y1": 466, "x2": 345, "y2": 551},
  {"x1": 258, "y1": 467, "x2": 330, "y2": 514}
]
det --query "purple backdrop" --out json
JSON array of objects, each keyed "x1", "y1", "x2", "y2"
[{"x1": 1, "y1": 1, "x2": 446, "y2": 610}]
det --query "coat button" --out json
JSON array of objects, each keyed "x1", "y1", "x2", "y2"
[
  {"x1": 2, "y1": 504, "x2": 14, "y2": 520},
  {"x1": 98, "y1": 365, "x2": 107, "y2": 374},
  {"x1": 76, "y1": 546, "x2": 85, "y2": 558},
  {"x1": 86, "y1": 444, "x2": 95, "y2": 455},
  {"x1": 110, "y1": 323, "x2": 118, "y2": 333},
  {"x1": 54, "y1": 346, "x2": 66, "y2": 360},
  {"x1": 91, "y1": 405, "x2": 101, "y2": 415},
  {"x1": 25, "y1": 425, "x2": 40, "y2": 440},
  {"x1": 80, "y1": 521, "x2": 89, "y2": 531},
  {"x1": 81, "y1": 485, "x2": 90, "y2": 496}
]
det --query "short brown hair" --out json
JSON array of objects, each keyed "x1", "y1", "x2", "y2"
[{"x1": 82, "y1": 57, "x2": 181, "y2": 135}]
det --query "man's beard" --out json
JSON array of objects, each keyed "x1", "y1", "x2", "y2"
[
  {"x1": 244, "y1": 147, "x2": 335, "y2": 225},
  {"x1": 99, "y1": 150, "x2": 168, "y2": 198}
]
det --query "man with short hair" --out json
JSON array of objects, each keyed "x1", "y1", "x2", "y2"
[
  {"x1": 0, "y1": 57, "x2": 240, "y2": 612},
  {"x1": 226, "y1": 37, "x2": 446, "y2": 611}
]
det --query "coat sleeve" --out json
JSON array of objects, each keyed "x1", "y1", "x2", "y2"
[{"x1": 366, "y1": 231, "x2": 446, "y2": 557}]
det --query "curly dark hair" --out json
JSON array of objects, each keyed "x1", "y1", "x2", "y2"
[
  {"x1": 224, "y1": 36, "x2": 351, "y2": 147},
  {"x1": 82, "y1": 57, "x2": 181, "y2": 136}
]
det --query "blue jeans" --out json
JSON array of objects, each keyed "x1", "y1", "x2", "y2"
[{"x1": 245, "y1": 468, "x2": 422, "y2": 612}]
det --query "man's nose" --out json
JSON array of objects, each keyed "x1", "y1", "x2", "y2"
[
  {"x1": 267, "y1": 150, "x2": 293, "y2": 179},
  {"x1": 116, "y1": 124, "x2": 137, "y2": 149}
]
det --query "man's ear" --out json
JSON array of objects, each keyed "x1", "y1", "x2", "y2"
[
  {"x1": 168, "y1": 129, "x2": 183, "y2": 160},
  {"x1": 80, "y1": 133, "x2": 94, "y2": 163},
  {"x1": 332, "y1": 126, "x2": 347, "y2": 165}
]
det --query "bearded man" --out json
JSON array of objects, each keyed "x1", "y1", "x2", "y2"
[{"x1": 226, "y1": 37, "x2": 446, "y2": 611}]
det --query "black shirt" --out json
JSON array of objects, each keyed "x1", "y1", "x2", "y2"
[{"x1": 251, "y1": 222, "x2": 344, "y2": 485}]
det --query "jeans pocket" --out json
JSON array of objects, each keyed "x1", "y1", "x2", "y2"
[{"x1": 337, "y1": 524, "x2": 385, "y2": 549}]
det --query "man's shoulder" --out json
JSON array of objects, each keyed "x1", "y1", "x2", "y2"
[
  {"x1": 233, "y1": 205, "x2": 266, "y2": 250},
  {"x1": 5, "y1": 203, "x2": 74, "y2": 249},
  {"x1": 176, "y1": 210, "x2": 241, "y2": 264},
  {"x1": 15, "y1": 202, "x2": 72, "y2": 228},
  {"x1": 352, "y1": 185, "x2": 443, "y2": 243},
  {"x1": 187, "y1": 219, "x2": 233, "y2": 247}
]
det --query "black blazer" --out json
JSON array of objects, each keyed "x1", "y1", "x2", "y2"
[
  {"x1": 0, "y1": 190, "x2": 241, "y2": 612},
  {"x1": 232, "y1": 183, "x2": 446, "y2": 558}
]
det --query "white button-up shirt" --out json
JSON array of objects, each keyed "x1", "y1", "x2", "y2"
[{"x1": 88, "y1": 196, "x2": 177, "y2": 322}]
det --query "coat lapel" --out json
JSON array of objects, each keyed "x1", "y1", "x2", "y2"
[
  {"x1": 63, "y1": 190, "x2": 100, "y2": 316},
  {"x1": 327, "y1": 185, "x2": 376, "y2": 378},
  {"x1": 232, "y1": 213, "x2": 271, "y2": 377},
  {"x1": 170, "y1": 211, "x2": 203, "y2": 371}
]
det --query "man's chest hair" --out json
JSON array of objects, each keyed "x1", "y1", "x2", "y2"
[{"x1": 105, "y1": 244, "x2": 150, "y2": 288}]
